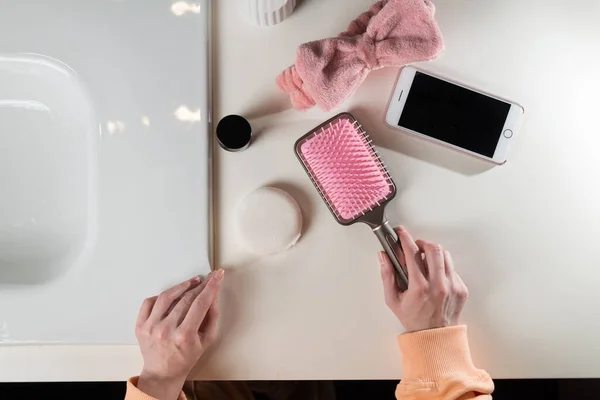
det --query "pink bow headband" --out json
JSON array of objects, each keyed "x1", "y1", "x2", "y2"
[{"x1": 276, "y1": 0, "x2": 444, "y2": 111}]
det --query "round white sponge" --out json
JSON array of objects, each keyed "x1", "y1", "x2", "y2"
[{"x1": 235, "y1": 187, "x2": 302, "y2": 256}]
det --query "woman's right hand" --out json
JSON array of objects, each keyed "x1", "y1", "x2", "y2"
[{"x1": 378, "y1": 226, "x2": 469, "y2": 333}]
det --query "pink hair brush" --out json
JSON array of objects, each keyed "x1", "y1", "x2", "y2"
[{"x1": 295, "y1": 113, "x2": 408, "y2": 290}]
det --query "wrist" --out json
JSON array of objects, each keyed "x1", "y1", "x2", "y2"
[
  {"x1": 403, "y1": 322, "x2": 458, "y2": 333},
  {"x1": 137, "y1": 370, "x2": 186, "y2": 400}
]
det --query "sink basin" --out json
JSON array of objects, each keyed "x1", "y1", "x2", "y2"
[{"x1": 0, "y1": 54, "x2": 96, "y2": 285}]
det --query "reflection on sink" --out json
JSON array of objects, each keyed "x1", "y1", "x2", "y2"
[{"x1": 0, "y1": 54, "x2": 97, "y2": 285}]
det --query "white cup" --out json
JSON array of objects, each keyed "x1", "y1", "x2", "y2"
[{"x1": 239, "y1": 0, "x2": 297, "y2": 27}]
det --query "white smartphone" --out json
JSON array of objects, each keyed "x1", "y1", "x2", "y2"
[{"x1": 385, "y1": 66, "x2": 524, "y2": 164}]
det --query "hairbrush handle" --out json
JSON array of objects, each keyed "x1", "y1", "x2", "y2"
[{"x1": 373, "y1": 222, "x2": 409, "y2": 291}]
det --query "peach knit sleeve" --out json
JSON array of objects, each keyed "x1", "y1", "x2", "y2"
[
  {"x1": 125, "y1": 377, "x2": 187, "y2": 400},
  {"x1": 396, "y1": 325, "x2": 494, "y2": 400}
]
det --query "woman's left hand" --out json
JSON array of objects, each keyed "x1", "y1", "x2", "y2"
[{"x1": 135, "y1": 269, "x2": 224, "y2": 400}]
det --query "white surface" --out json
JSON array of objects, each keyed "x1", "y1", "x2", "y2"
[
  {"x1": 239, "y1": 0, "x2": 297, "y2": 26},
  {"x1": 0, "y1": 0, "x2": 211, "y2": 344},
  {"x1": 211, "y1": 0, "x2": 600, "y2": 381},
  {"x1": 385, "y1": 66, "x2": 525, "y2": 165},
  {"x1": 2, "y1": 0, "x2": 600, "y2": 382},
  {"x1": 236, "y1": 187, "x2": 302, "y2": 256}
]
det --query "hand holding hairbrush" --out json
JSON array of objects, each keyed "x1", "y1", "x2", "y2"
[{"x1": 295, "y1": 113, "x2": 409, "y2": 290}]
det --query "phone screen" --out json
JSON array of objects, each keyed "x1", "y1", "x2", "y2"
[{"x1": 398, "y1": 72, "x2": 511, "y2": 158}]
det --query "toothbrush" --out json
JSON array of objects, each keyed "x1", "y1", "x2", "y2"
[{"x1": 295, "y1": 113, "x2": 409, "y2": 290}]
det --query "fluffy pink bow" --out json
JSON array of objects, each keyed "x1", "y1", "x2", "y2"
[{"x1": 276, "y1": 0, "x2": 444, "y2": 111}]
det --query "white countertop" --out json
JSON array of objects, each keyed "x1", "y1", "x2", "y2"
[{"x1": 2, "y1": 0, "x2": 600, "y2": 381}]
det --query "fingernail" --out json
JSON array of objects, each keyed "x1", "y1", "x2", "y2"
[
  {"x1": 191, "y1": 276, "x2": 201, "y2": 283},
  {"x1": 213, "y1": 268, "x2": 225, "y2": 281},
  {"x1": 377, "y1": 252, "x2": 385, "y2": 265}
]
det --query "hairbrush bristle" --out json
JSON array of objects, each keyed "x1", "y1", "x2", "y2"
[{"x1": 299, "y1": 117, "x2": 393, "y2": 222}]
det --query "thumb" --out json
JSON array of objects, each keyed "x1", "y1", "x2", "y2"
[{"x1": 379, "y1": 252, "x2": 401, "y2": 307}]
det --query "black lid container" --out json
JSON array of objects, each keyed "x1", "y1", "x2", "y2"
[{"x1": 216, "y1": 115, "x2": 252, "y2": 152}]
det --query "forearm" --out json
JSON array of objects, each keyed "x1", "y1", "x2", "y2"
[
  {"x1": 125, "y1": 376, "x2": 187, "y2": 400},
  {"x1": 396, "y1": 326, "x2": 494, "y2": 400}
]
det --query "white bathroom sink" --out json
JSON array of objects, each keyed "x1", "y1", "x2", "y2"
[
  {"x1": 0, "y1": 55, "x2": 96, "y2": 284},
  {"x1": 0, "y1": 0, "x2": 211, "y2": 344}
]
